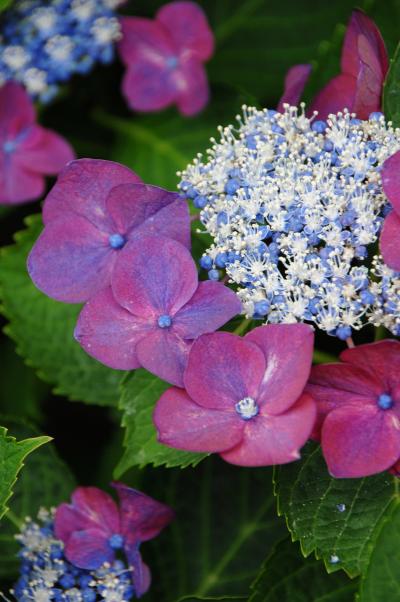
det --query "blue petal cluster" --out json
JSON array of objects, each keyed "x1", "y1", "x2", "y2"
[
  {"x1": 180, "y1": 105, "x2": 400, "y2": 338},
  {"x1": 11, "y1": 508, "x2": 135, "y2": 601},
  {"x1": 0, "y1": 0, "x2": 122, "y2": 102}
]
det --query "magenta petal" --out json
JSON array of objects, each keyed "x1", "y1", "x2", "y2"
[
  {"x1": 125, "y1": 548, "x2": 151, "y2": 598},
  {"x1": 154, "y1": 387, "x2": 244, "y2": 452},
  {"x1": 340, "y1": 340, "x2": 400, "y2": 393},
  {"x1": 321, "y1": 404, "x2": 400, "y2": 478},
  {"x1": 113, "y1": 482, "x2": 174, "y2": 545},
  {"x1": 379, "y1": 211, "x2": 400, "y2": 271},
  {"x1": 118, "y1": 17, "x2": 174, "y2": 66},
  {"x1": 27, "y1": 216, "x2": 113, "y2": 303},
  {"x1": 245, "y1": 324, "x2": 314, "y2": 415},
  {"x1": 75, "y1": 287, "x2": 152, "y2": 370},
  {"x1": 71, "y1": 487, "x2": 120, "y2": 534},
  {"x1": 136, "y1": 329, "x2": 191, "y2": 387},
  {"x1": 176, "y1": 58, "x2": 210, "y2": 116},
  {"x1": 173, "y1": 281, "x2": 240, "y2": 339},
  {"x1": 64, "y1": 528, "x2": 114, "y2": 570},
  {"x1": 157, "y1": 1, "x2": 214, "y2": 61},
  {"x1": 112, "y1": 236, "x2": 197, "y2": 317},
  {"x1": 221, "y1": 393, "x2": 316, "y2": 467},
  {"x1": 106, "y1": 183, "x2": 190, "y2": 248},
  {"x1": 54, "y1": 503, "x2": 88, "y2": 542},
  {"x1": 184, "y1": 332, "x2": 266, "y2": 410},
  {"x1": 277, "y1": 64, "x2": 312, "y2": 111},
  {"x1": 0, "y1": 82, "x2": 35, "y2": 137},
  {"x1": 341, "y1": 10, "x2": 388, "y2": 79},
  {"x1": 43, "y1": 159, "x2": 141, "y2": 226},
  {"x1": 0, "y1": 156, "x2": 44, "y2": 204},
  {"x1": 121, "y1": 61, "x2": 177, "y2": 113},
  {"x1": 382, "y1": 151, "x2": 400, "y2": 214},
  {"x1": 352, "y1": 51, "x2": 383, "y2": 119},
  {"x1": 310, "y1": 73, "x2": 356, "y2": 120},
  {"x1": 15, "y1": 125, "x2": 74, "y2": 175}
]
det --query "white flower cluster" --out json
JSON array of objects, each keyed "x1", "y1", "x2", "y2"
[{"x1": 180, "y1": 105, "x2": 400, "y2": 338}]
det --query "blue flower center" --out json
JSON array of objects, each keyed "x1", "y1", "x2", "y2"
[
  {"x1": 166, "y1": 56, "x2": 179, "y2": 69},
  {"x1": 158, "y1": 314, "x2": 172, "y2": 328},
  {"x1": 108, "y1": 533, "x2": 124, "y2": 549},
  {"x1": 109, "y1": 233, "x2": 126, "y2": 249},
  {"x1": 377, "y1": 393, "x2": 394, "y2": 410},
  {"x1": 235, "y1": 397, "x2": 259, "y2": 420},
  {"x1": 3, "y1": 140, "x2": 17, "y2": 154}
]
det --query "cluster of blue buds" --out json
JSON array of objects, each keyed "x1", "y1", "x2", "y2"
[
  {"x1": 179, "y1": 104, "x2": 400, "y2": 338},
  {"x1": 9, "y1": 508, "x2": 135, "y2": 601},
  {"x1": 0, "y1": 0, "x2": 123, "y2": 102}
]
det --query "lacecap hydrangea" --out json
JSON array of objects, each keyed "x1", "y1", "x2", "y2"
[
  {"x1": 0, "y1": 0, "x2": 123, "y2": 102},
  {"x1": 179, "y1": 105, "x2": 400, "y2": 339},
  {"x1": 10, "y1": 509, "x2": 135, "y2": 601}
]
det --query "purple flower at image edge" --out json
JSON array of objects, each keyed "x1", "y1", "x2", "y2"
[
  {"x1": 27, "y1": 158, "x2": 191, "y2": 303},
  {"x1": 118, "y1": 1, "x2": 214, "y2": 116},
  {"x1": 278, "y1": 9, "x2": 388, "y2": 119},
  {"x1": 154, "y1": 324, "x2": 316, "y2": 466},
  {"x1": 54, "y1": 482, "x2": 174, "y2": 597},
  {"x1": 75, "y1": 235, "x2": 241, "y2": 386},
  {"x1": 0, "y1": 82, "x2": 74, "y2": 204},
  {"x1": 307, "y1": 340, "x2": 400, "y2": 478},
  {"x1": 380, "y1": 151, "x2": 400, "y2": 271}
]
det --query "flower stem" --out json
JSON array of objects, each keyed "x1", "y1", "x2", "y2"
[
  {"x1": 233, "y1": 318, "x2": 252, "y2": 336},
  {"x1": 346, "y1": 336, "x2": 355, "y2": 348}
]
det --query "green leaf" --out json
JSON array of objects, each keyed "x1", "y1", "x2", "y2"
[
  {"x1": 116, "y1": 370, "x2": 207, "y2": 475},
  {"x1": 0, "y1": 214, "x2": 124, "y2": 406},
  {"x1": 274, "y1": 443, "x2": 397, "y2": 578},
  {"x1": 141, "y1": 458, "x2": 285, "y2": 601},
  {"x1": 0, "y1": 418, "x2": 76, "y2": 579},
  {"x1": 177, "y1": 598, "x2": 246, "y2": 601},
  {"x1": 383, "y1": 42, "x2": 400, "y2": 127},
  {"x1": 0, "y1": 426, "x2": 50, "y2": 522},
  {"x1": 248, "y1": 538, "x2": 358, "y2": 602},
  {"x1": 358, "y1": 501, "x2": 400, "y2": 602},
  {"x1": 0, "y1": 0, "x2": 13, "y2": 12}
]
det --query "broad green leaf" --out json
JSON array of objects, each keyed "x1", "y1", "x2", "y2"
[
  {"x1": 141, "y1": 458, "x2": 285, "y2": 601},
  {"x1": 0, "y1": 426, "x2": 50, "y2": 521},
  {"x1": 358, "y1": 501, "x2": 400, "y2": 602},
  {"x1": 177, "y1": 598, "x2": 246, "y2": 601},
  {"x1": 0, "y1": 419, "x2": 75, "y2": 579},
  {"x1": 383, "y1": 42, "x2": 400, "y2": 127},
  {"x1": 248, "y1": 538, "x2": 358, "y2": 602},
  {"x1": 0, "y1": 0, "x2": 13, "y2": 12},
  {"x1": 116, "y1": 370, "x2": 207, "y2": 475},
  {"x1": 0, "y1": 215, "x2": 124, "y2": 406},
  {"x1": 274, "y1": 443, "x2": 397, "y2": 578}
]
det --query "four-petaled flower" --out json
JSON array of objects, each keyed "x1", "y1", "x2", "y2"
[
  {"x1": 75, "y1": 235, "x2": 241, "y2": 386},
  {"x1": 154, "y1": 324, "x2": 316, "y2": 466},
  {"x1": 28, "y1": 158, "x2": 190, "y2": 303},
  {"x1": 306, "y1": 340, "x2": 400, "y2": 478},
  {"x1": 54, "y1": 482, "x2": 174, "y2": 598},
  {"x1": 380, "y1": 150, "x2": 400, "y2": 271},
  {"x1": 118, "y1": 1, "x2": 214, "y2": 116},
  {"x1": 0, "y1": 82, "x2": 74, "y2": 204},
  {"x1": 279, "y1": 10, "x2": 388, "y2": 120}
]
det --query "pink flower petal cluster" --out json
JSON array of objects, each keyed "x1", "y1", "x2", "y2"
[
  {"x1": 118, "y1": 1, "x2": 214, "y2": 116},
  {"x1": 0, "y1": 82, "x2": 74, "y2": 205},
  {"x1": 380, "y1": 151, "x2": 400, "y2": 271},
  {"x1": 75, "y1": 235, "x2": 240, "y2": 386},
  {"x1": 306, "y1": 340, "x2": 400, "y2": 478},
  {"x1": 279, "y1": 10, "x2": 388, "y2": 120},
  {"x1": 154, "y1": 324, "x2": 316, "y2": 466},
  {"x1": 54, "y1": 482, "x2": 174, "y2": 597},
  {"x1": 28, "y1": 158, "x2": 190, "y2": 303}
]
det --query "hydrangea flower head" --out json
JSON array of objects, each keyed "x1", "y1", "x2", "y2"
[
  {"x1": 0, "y1": 81, "x2": 74, "y2": 204},
  {"x1": 54, "y1": 482, "x2": 174, "y2": 597},
  {"x1": 311, "y1": 10, "x2": 388, "y2": 119},
  {"x1": 75, "y1": 235, "x2": 240, "y2": 386},
  {"x1": 0, "y1": 0, "x2": 124, "y2": 102},
  {"x1": 306, "y1": 340, "x2": 400, "y2": 478},
  {"x1": 28, "y1": 159, "x2": 190, "y2": 303},
  {"x1": 118, "y1": 1, "x2": 214, "y2": 116},
  {"x1": 180, "y1": 104, "x2": 400, "y2": 339},
  {"x1": 154, "y1": 324, "x2": 316, "y2": 466}
]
